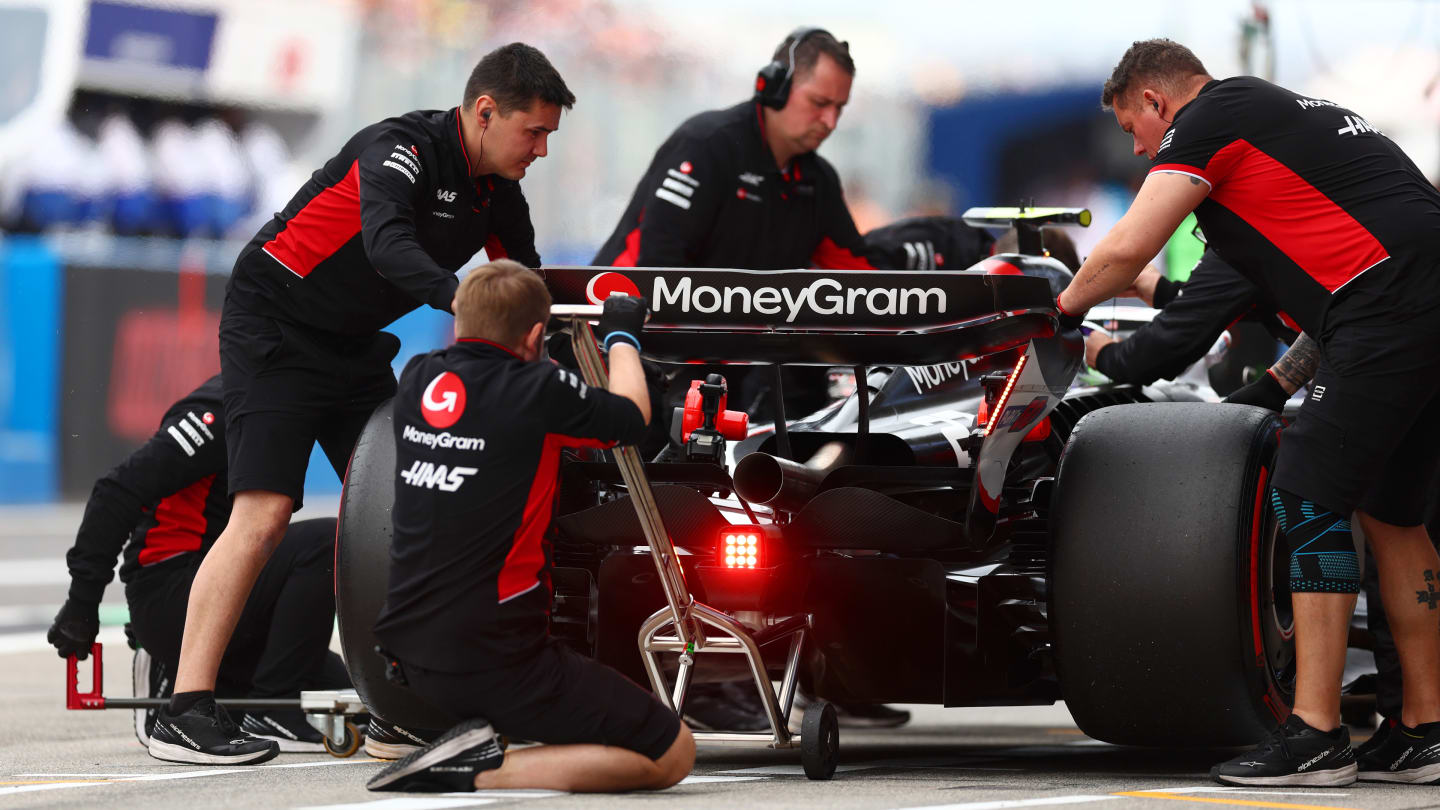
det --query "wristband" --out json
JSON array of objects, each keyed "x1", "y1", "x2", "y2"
[
  {"x1": 603, "y1": 331, "x2": 641, "y2": 352},
  {"x1": 1054, "y1": 295, "x2": 1085, "y2": 330}
]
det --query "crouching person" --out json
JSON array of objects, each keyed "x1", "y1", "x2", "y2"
[{"x1": 368, "y1": 260, "x2": 694, "y2": 793}]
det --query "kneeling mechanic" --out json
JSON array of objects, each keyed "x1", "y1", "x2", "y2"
[
  {"x1": 368, "y1": 260, "x2": 695, "y2": 793},
  {"x1": 47, "y1": 375, "x2": 349, "y2": 757}
]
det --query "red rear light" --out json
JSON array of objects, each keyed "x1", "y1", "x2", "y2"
[
  {"x1": 983, "y1": 353, "x2": 1028, "y2": 437},
  {"x1": 720, "y1": 527, "x2": 763, "y2": 568}
]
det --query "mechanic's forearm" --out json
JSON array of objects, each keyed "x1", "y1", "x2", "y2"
[
  {"x1": 607, "y1": 345, "x2": 652, "y2": 425},
  {"x1": 1058, "y1": 238, "x2": 1153, "y2": 314},
  {"x1": 1269, "y1": 332, "x2": 1320, "y2": 395}
]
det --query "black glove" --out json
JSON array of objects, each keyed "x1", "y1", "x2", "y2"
[
  {"x1": 48, "y1": 599, "x2": 100, "y2": 659},
  {"x1": 1224, "y1": 370, "x2": 1289, "y2": 412},
  {"x1": 1055, "y1": 295, "x2": 1086, "y2": 330},
  {"x1": 597, "y1": 295, "x2": 648, "y2": 352}
]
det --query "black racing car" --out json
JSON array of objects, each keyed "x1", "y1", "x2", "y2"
[{"x1": 332, "y1": 208, "x2": 1294, "y2": 771}]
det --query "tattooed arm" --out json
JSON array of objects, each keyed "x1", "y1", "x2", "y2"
[
  {"x1": 1268, "y1": 332, "x2": 1320, "y2": 394},
  {"x1": 1056, "y1": 172, "x2": 1210, "y2": 314}
]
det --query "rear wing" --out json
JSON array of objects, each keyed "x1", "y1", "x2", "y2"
[
  {"x1": 541, "y1": 266, "x2": 1056, "y2": 367},
  {"x1": 961, "y1": 206, "x2": 1091, "y2": 256}
]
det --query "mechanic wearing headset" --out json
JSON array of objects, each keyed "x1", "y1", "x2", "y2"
[
  {"x1": 590, "y1": 27, "x2": 910, "y2": 731},
  {"x1": 46, "y1": 376, "x2": 348, "y2": 755},
  {"x1": 368, "y1": 260, "x2": 694, "y2": 794},
  {"x1": 1055, "y1": 39, "x2": 1440, "y2": 786},
  {"x1": 152, "y1": 44, "x2": 571, "y2": 766}
]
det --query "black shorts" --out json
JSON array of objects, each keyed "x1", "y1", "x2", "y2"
[
  {"x1": 219, "y1": 298, "x2": 399, "y2": 506},
  {"x1": 403, "y1": 639, "x2": 681, "y2": 761},
  {"x1": 1272, "y1": 311, "x2": 1440, "y2": 525}
]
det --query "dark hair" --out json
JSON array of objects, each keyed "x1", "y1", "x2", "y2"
[
  {"x1": 772, "y1": 30, "x2": 855, "y2": 80},
  {"x1": 463, "y1": 43, "x2": 575, "y2": 114},
  {"x1": 1101, "y1": 38, "x2": 1208, "y2": 110}
]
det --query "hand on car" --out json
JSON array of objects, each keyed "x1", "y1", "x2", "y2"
[
  {"x1": 1121, "y1": 264, "x2": 1164, "y2": 306},
  {"x1": 48, "y1": 599, "x2": 100, "y2": 659},
  {"x1": 1223, "y1": 370, "x2": 1290, "y2": 412},
  {"x1": 596, "y1": 295, "x2": 648, "y2": 352},
  {"x1": 1084, "y1": 330, "x2": 1116, "y2": 368}
]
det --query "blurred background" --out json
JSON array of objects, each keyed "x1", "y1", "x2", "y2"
[{"x1": 1, "y1": 0, "x2": 1438, "y2": 504}]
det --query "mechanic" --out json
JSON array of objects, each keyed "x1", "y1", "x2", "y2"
[
  {"x1": 367, "y1": 260, "x2": 694, "y2": 793},
  {"x1": 589, "y1": 26, "x2": 910, "y2": 731},
  {"x1": 1083, "y1": 249, "x2": 1297, "y2": 387},
  {"x1": 1054, "y1": 39, "x2": 1440, "y2": 786},
  {"x1": 151, "y1": 43, "x2": 573, "y2": 765},
  {"x1": 46, "y1": 375, "x2": 348, "y2": 755}
]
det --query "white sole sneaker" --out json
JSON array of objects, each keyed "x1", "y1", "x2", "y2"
[
  {"x1": 1359, "y1": 761, "x2": 1440, "y2": 783},
  {"x1": 1215, "y1": 762, "x2": 1357, "y2": 787},
  {"x1": 146, "y1": 738, "x2": 280, "y2": 766},
  {"x1": 367, "y1": 721, "x2": 496, "y2": 791}
]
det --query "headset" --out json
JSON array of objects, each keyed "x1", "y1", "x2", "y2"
[{"x1": 755, "y1": 26, "x2": 835, "y2": 110}]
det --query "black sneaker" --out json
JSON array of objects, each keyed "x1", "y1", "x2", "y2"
[
  {"x1": 834, "y1": 702, "x2": 910, "y2": 729},
  {"x1": 364, "y1": 717, "x2": 442, "y2": 760},
  {"x1": 147, "y1": 698, "x2": 280, "y2": 765},
  {"x1": 1354, "y1": 717, "x2": 1395, "y2": 763},
  {"x1": 240, "y1": 709, "x2": 326, "y2": 753},
  {"x1": 132, "y1": 649, "x2": 172, "y2": 748},
  {"x1": 1211, "y1": 715, "x2": 1357, "y2": 787},
  {"x1": 683, "y1": 682, "x2": 771, "y2": 732},
  {"x1": 1358, "y1": 721, "x2": 1440, "y2": 783},
  {"x1": 367, "y1": 719, "x2": 503, "y2": 792}
]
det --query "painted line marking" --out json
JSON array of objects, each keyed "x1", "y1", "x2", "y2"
[
  {"x1": 1149, "y1": 787, "x2": 1352, "y2": 798},
  {"x1": 677, "y1": 774, "x2": 771, "y2": 783},
  {"x1": 902, "y1": 797, "x2": 1119, "y2": 810},
  {"x1": 716, "y1": 763, "x2": 870, "y2": 775},
  {"x1": 1114, "y1": 791, "x2": 1360, "y2": 810},
  {"x1": 0, "y1": 779, "x2": 110, "y2": 786},
  {"x1": 295, "y1": 799, "x2": 497, "y2": 810}
]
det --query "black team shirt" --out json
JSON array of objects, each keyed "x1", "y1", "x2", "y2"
[
  {"x1": 227, "y1": 108, "x2": 541, "y2": 337},
  {"x1": 1150, "y1": 76, "x2": 1440, "y2": 334},
  {"x1": 374, "y1": 341, "x2": 646, "y2": 672},
  {"x1": 65, "y1": 377, "x2": 230, "y2": 604},
  {"x1": 592, "y1": 100, "x2": 877, "y2": 270}
]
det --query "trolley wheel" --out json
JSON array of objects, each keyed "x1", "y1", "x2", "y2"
[
  {"x1": 324, "y1": 721, "x2": 362, "y2": 758},
  {"x1": 800, "y1": 701, "x2": 839, "y2": 780}
]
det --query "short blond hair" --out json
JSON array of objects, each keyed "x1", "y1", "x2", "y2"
[{"x1": 453, "y1": 259, "x2": 551, "y2": 347}]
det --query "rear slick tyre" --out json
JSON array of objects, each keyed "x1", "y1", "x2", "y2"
[
  {"x1": 1051, "y1": 402, "x2": 1294, "y2": 746},
  {"x1": 335, "y1": 400, "x2": 459, "y2": 731}
]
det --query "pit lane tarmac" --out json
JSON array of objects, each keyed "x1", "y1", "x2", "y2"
[{"x1": 3, "y1": 643, "x2": 1432, "y2": 810}]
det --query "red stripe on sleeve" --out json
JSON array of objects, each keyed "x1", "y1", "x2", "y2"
[
  {"x1": 262, "y1": 160, "x2": 363, "y2": 278},
  {"x1": 610, "y1": 226, "x2": 642, "y2": 267},
  {"x1": 496, "y1": 432, "x2": 613, "y2": 603},
  {"x1": 485, "y1": 233, "x2": 508, "y2": 260},
  {"x1": 1204, "y1": 140, "x2": 1388, "y2": 292},
  {"x1": 138, "y1": 475, "x2": 215, "y2": 566},
  {"x1": 810, "y1": 236, "x2": 876, "y2": 270}
]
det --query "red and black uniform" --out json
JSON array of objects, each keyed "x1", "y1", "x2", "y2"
[
  {"x1": 1153, "y1": 76, "x2": 1440, "y2": 523},
  {"x1": 374, "y1": 341, "x2": 677, "y2": 759},
  {"x1": 592, "y1": 100, "x2": 876, "y2": 270},
  {"x1": 1095, "y1": 249, "x2": 1298, "y2": 387},
  {"x1": 62, "y1": 376, "x2": 346, "y2": 698},
  {"x1": 221, "y1": 107, "x2": 540, "y2": 504}
]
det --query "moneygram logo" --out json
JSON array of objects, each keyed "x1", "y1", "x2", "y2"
[
  {"x1": 585, "y1": 272, "x2": 642, "y2": 305},
  {"x1": 402, "y1": 423, "x2": 486, "y2": 451},
  {"x1": 651, "y1": 276, "x2": 946, "y2": 323},
  {"x1": 421, "y1": 371, "x2": 466, "y2": 429}
]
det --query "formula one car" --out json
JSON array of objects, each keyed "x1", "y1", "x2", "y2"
[{"x1": 333, "y1": 208, "x2": 1293, "y2": 775}]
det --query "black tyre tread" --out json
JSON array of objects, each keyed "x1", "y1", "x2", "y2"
[
  {"x1": 1051, "y1": 402, "x2": 1285, "y2": 746},
  {"x1": 336, "y1": 401, "x2": 460, "y2": 731},
  {"x1": 801, "y1": 701, "x2": 839, "y2": 780}
]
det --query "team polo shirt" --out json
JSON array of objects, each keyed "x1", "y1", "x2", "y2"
[
  {"x1": 373, "y1": 341, "x2": 646, "y2": 672},
  {"x1": 1150, "y1": 77, "x2": 1440, "y2": 334}
]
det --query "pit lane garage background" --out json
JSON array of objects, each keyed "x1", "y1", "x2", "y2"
[{"x1": 2, "y1": 0, "x2": 1440, "y2": 504}]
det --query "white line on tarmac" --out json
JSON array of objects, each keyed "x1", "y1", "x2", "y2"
[
  {"x1": 716, "y1": 763, "x2": 869, "y2": 775},
  {"x1": 0, "y1": 558, "x2": 72, "y2": 586},
  {"x1": 677, "y1": 775, "x2": 771, "y2": 783},
  {"x1": 294, "y1": 800, "x2": 497, "y2": 810},
  {"x1": 4, "y1": 759, "x2": 382, "y2": 798},
  {"x1": 1146, "y1": 785, "x2": 1352, "y2": 797},
  {"x1": 901, "y1": 797, "x2": 1119, "y2": 810}
]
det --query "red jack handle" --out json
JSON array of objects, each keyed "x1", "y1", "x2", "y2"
[{"x1": 66, "y1": 642, "x2": 105, "y2": 709}]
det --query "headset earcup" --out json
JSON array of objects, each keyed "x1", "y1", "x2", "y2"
[{"x1": 755, "y1": 61, "x2": 788, "y2": 109}]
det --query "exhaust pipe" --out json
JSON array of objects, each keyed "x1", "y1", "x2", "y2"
[{"x1": 733, "y1": 442, "x2": 850, "y2": 512}]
